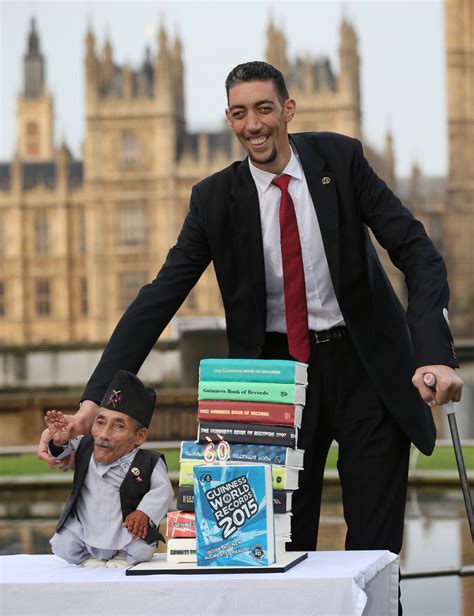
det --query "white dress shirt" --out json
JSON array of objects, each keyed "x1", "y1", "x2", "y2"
[{"x1": 248, "y1": 149, "x2": 344, "y2": 333}]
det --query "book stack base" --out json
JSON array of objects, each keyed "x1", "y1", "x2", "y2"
[{"x1": 127, "y1": 551, "x2": 308, "y2": 575}]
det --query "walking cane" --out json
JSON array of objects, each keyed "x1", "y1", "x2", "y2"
[{"x1": 424, "y1": 372, "x2": 474, "y2": 541}]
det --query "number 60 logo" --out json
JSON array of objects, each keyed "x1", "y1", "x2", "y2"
[{"x1": 203, "y1": 436, "x2": 231, "y2": 464}]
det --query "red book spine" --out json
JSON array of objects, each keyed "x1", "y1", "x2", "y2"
[
  {"x1": 197, "y1": 399, "x2": 297, "y2": 426},
  {"x1": 167, "y1": 511, "x2": 196, "y2": 538}
]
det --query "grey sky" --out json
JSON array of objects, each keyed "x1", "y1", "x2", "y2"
[{"x1": 1, "y1": 0, "x2": 445, "y2": 178}]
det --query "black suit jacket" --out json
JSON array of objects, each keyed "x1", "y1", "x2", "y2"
[{"x1": 83, "y1": 132, "x2": 458, "y2": 455}]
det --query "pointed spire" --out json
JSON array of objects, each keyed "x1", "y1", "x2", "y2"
[
  {"x1": 303, "y1": 56, "x2": 314, "y2": 92},
  {"x1": 158, "y1": 23, "x2": 168, "y2": 54},
  {"x1": 338, "y1": 16, "x2": 360, "y2": 104},
  {"x1": 384, "y1": 129, "x2": 396, "y2": 189},
  {"x1": 103, "y1": 33, "x2": 113, "y2": 63},
  {"x1": 84, "y1": 24, "x2": 99, "y2": 101},
  {"x1": 173, "y1": 33, "x2": 182, "y2": 61},
  {"x1": 100, "y1": 32, "x2": 114, "y2": 90},
  {"x1": 155, "y1": 22, "x2": 172, "y2": 106},
  {"x1": 385, "y1": 130, "x2": 394, "y2": 158},
  {"x1": 265, "y1": 17, "x2": 288, "y2": 76},
  {"x1": 123, "y1": 62, "x2": 133, "y2": 98},
  {"x1": 23, "y1": 17, "x2": 45, "y2": 98},
  {"x1": 156, "y1": 21, "x2": 170, "y2": 71},
  {"x1": 27, "y1": 17, "x2": 40, "y2": 55},
  {"x1": 410, "y1": 162, "x2": 421, "y2": 202},
  {"x1": 142, "y1": 45, "x2": 153, "y2": 79},
  {"x1": 86, "y1": 24, "x2": 95, "y2": 55},
  {"x1": 265, "y1": 15, "x2": 278, "y2": 67},
  {"x1": 144, "y1": 45, "x2": 152, "y2": 67},
  {"x1": 172, "y1": 32, "x2": 185, "y2": 126},
  {"x1": 55, "y1": 140, "x2": 72, "y2": 190},
  {"x1": 340, "y1": 17, "x2": 358, "y2": 51},
  {"x1": 58, "y1": 139, "x2": 72, "y2": 160}
]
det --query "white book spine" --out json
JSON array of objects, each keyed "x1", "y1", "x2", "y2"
[
  {"x1": 167, "y1": 538, "x2": 197, "y2": 563},
  {"x1": 274, "y1": 512, "x2": 292, "y2": 536}
]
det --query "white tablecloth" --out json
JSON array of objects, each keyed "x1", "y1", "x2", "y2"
[{"x1": 0, "y1": 550, "x2": 399, "y2": 616}]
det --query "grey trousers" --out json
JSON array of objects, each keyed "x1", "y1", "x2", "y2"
[{"x1": 50, "y1": 527, "x2": 156, "y2": 565}]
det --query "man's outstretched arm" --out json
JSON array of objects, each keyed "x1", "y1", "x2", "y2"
[{"x1": 37, "y1": 188, "x2": 211, "y2": 463}]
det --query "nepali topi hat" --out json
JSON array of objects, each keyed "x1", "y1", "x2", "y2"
[{"x1": 100, "y1": 370, "x2": 156, "y2": 428}]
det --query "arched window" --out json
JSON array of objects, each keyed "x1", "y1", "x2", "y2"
[{"x1": 121, "y1": 133, "x2": 139, "y2": 165}]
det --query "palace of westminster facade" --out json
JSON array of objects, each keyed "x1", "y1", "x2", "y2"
[{"x1": 0, "y1": 0, "x2": 472, "y2": 349}]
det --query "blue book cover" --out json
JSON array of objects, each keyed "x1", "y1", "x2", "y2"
[
  {"x1": 194, "y1": 464, "x2": 275, "y2": 567},
  {"x1": 181, "y1": 440, "x2": 304, "y2": 468},
  {"x1": 199, "y1": 358, "x2": 308, "y2": 385}
]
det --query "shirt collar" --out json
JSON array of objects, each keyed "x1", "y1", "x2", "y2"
[
  {"x1": 248, "y1": 147, "x2": 303, "y2": 194},
  {"x1": 93, "y1": 446, "x2": 139, "y2": 477}
]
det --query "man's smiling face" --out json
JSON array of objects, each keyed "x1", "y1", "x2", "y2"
[{"x1": 225, "y1": 80, "x2": 295, "y2": 174}]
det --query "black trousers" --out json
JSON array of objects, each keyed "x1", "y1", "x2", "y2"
[{"x1": 262, "y1": 331, "x2": 411, "y2": 555}]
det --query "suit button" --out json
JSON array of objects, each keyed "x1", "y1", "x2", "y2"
[{"x1": 257, "y1": 345, "x2": 263, "y2": 351}]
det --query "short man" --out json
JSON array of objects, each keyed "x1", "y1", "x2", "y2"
[
  {"x1": 39, "y1": 62, "x2": 462, "y2": 560},
  {"x1": 48, "y1": 370, "x2": 173, "y2": 568}
]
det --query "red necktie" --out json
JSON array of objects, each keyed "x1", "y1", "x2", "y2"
[{"x1": 272, "y1": 174, "x2": 311, "y2": 363}]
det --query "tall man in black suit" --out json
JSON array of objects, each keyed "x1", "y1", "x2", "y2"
[{"x1": 39, "y1": 62, "x2": 462, "y2": 558}]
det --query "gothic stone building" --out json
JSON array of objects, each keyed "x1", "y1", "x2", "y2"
[
  {"x1": 0, "y1": 15, "x2": 454, "y2": 348},
  {"x1": 444, "y1": 0, "x2": 474, "y2": 337}
]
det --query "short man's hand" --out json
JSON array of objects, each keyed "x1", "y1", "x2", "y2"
[
  {"x1": 412, "y1": 365, "x2": 463, "y2": 407},
  {"x1": 36, "y1": 400, "x2": 99, "y2": 468},
  {"x1": 123, "y1": 510, "x2": 149, "y2": 540},
  {"x1": 45, "y1": 409, "x2": 73, "y2": 446}
]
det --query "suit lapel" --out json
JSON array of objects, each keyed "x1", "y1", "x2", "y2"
[
  {"x1": 291, "y1": 135, "x2": 341, "y2": 299},
  {"x1": 229, "y1": 161, "x2": 267, "y2": 324}
]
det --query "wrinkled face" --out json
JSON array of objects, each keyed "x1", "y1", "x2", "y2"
[
  {"x1": 91, "y1": 408, "x2": 147, "y2": 464},
  {"x1": 225, "y1": 80, "x2": 295, "y2": 174}
]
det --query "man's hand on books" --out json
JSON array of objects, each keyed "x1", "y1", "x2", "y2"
[{"x1": 123, "y1": 510, "x2": 149, "y2": 539}]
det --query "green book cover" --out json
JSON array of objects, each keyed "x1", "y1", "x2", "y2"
[
  {"x1": 199, "y1": 359, "x2": 308, "y2": 385},
  {"x1": 198, "y1": 380, "x2": 306, "y2": 405}
]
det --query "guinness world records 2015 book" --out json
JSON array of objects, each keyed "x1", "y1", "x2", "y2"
[
  {"x1": 194, "y1": 464, "x2": 275, "y2": 567},
  {"x1": 177, "y1": 485, "x2": 293, "y2": 514}
]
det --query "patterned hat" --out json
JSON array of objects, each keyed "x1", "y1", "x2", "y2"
[{"x1": 100, "y1": 370, "x2": 156, "y2": 428}]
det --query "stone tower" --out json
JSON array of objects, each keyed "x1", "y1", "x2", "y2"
[
  {"x1": 444, "y1": 0, "x2": 474, "y2": 335},
  {"x1": 16, "y1": 18, "x2": 54, "y2": 161},
  {"x1": 81, "y1": 24, "x2": 189, "y2": 340},
  {"x1": 265, "y1": 17, "x2": 361, "y2": 139}
]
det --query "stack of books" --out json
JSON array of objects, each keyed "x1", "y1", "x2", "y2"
[
  {"x1": 165, "y1": 510, "x2": 197, "y2": 564},
  {"x1": 167, "y1": 358, "x2": 308, "y2": 565}
]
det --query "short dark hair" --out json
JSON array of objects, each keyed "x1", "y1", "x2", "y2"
[
  {"x1": 225, "y1": 61, "x2": 289, "y2": 104},
  {"x1": 131, "y1": 417, "x2": 146, "y2": 434}
]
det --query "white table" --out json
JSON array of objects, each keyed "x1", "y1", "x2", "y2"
[{"x1": 0, "y1": 551, "x2": 399, "y2": 616}]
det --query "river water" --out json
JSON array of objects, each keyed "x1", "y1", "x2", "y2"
[{"x1": 0, "y1": 485, "x2": 472, "y2": 615}]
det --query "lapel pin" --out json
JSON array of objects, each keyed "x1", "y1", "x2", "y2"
[
  {"x1": 131, "y1": 467, "x2": 144, "y2": 483},
  {"x1": 322, "y1": 176, "x2": 331, "y2": 185}
]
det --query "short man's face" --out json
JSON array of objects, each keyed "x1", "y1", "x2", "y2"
[
  {"x1": 225, "y1": 80, "x2": 295, "y2": 174},
  {"x1": 91, "y1": 408, "x2": 147, "y2": 464}
]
